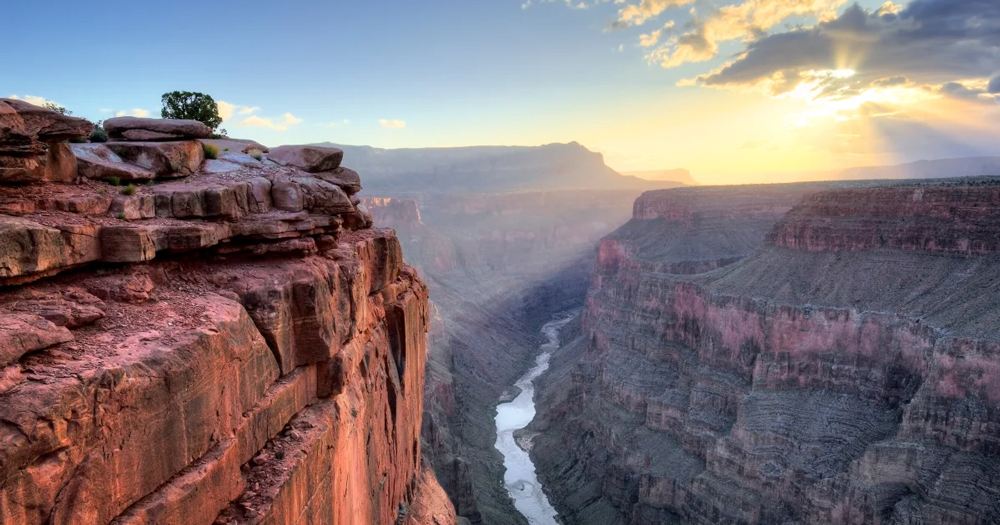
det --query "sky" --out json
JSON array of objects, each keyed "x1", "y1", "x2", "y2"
[{"x1": 3, "y1": 0, "x2": 999, "y2": 184}]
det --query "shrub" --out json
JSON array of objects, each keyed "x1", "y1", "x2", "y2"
[
  {"x1": 90, "y1": 126, "x2": 109, "y2": 143},
  {"x1": 69, "y1": 136, "x2": 87, "y2": 144},
  {"x1": 161, "y1": 91, "x2": 223, "y2": 131},
  {"x1": 117, "y1": 212, "x2": 127, "y2": 221},
  {"x1": 121, "y1": 184, "x2": 137, "y2": 196},
  {"x1": 247, "y1": 148, "x2": 264, "y2": 161},
  {"x1": 43, "y1": 102, "x2": 71, "y2": 115},
  {"x1": 203, "y1": 142, "x2": 219, "y2": 160},
  {"x1": 145, "y1": 180, "x2": 155, "y2": 187},
  {"x1": 107, "y1": 176, "x2": 121, "y2": 186}
]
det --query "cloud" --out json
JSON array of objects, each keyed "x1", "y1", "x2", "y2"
[
  {"x1": 379, "y1": 119, "x2": 407, "y2": 129},
  {"x1": 615, "y1": 0, "x2": 695, "y2": 27},
  {"x1": 217, "y1": 101, "x2": 261, "y2": 121},
  {"x1": 115, "y1": 108, "x2": 150, "y2": 117},
  {"x1": 235, "y1": 112, "x2": 303, "y2": 131},
  {"x1": 98, "y1": 107, "x2": 151, "y2": 117},
  {"x1": 938, "y1": 82, "x2": 998, "y2": 105},
  {"x1": 641, "y1": 0, "x2": 846, "y2": 68},
  {"x1": 8, "y1": 94, "x2": 60, "y2": 107},
  {"x1": 217, "y1": 101, "x2": 235, "y2": 121},
  {"x1": 989, "y1": 75, "x2": 1000, "y2": 95},
  {"x1": 222, "y1": 102, "x2": 301, "y2": 131},
  {"x1": 690, "y1": 1, "x2": 1000, "y2": 95}
]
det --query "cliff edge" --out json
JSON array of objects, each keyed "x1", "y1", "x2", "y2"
[{"x1": 0, "y1": 101, "x2": 456, "y2": 525}]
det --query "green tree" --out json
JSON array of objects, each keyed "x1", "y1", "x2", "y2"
[
  {"x1": 43, "y1": 102, "x2": 71, "y2": 115},
  {"x1": 160, "y1": 91, "x2": 223, "y2": 130}
]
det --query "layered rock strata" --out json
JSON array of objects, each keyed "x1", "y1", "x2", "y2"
[
  {"x1": 0, "y1": 103, "x2": 454, "y2": 525},
  {"x1": 532, "y1": 179, "x2": 1000, "y2": 524}
]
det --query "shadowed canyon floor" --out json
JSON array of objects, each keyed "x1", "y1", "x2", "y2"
[{"x1": 494, "y1": 314, "x2": 575, "y2": 525}]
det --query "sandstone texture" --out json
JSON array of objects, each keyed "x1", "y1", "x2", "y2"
[
  {"x1": 0, "y1": 101, "x2": 454, "y2": 525},
  {"x1": 531, "y1": 178, "x2": 1000, "y2": 525}
]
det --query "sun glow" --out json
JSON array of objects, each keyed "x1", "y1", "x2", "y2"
[{"x1": 779, "y1": 70, "x2": 934, "y2": 129}]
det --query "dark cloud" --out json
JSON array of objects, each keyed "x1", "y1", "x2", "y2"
[
  {"x1": 989, "y1": 75, "x2": 1000, "y2": 94},
  {"x1": 938, "y1": 81, "x2": 996, "y2": 104},
  {"x1": 696, "y1": 0, "x2": 1000, "y2": 94}
]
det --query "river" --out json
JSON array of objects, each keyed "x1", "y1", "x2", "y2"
[{"x1": 494, "y1": 314, "x2": 573, "y2": 525}]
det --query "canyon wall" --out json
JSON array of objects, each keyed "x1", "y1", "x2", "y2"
[
  {"x1": 532, "y1": 178, "x2": 1000, "y2": 524},
  {"x1": 365, "y1": 187, "x2": 658, "y2": 525},
  {"x1": 0, "y1": 102, "x2": 455, "y2": 525}
]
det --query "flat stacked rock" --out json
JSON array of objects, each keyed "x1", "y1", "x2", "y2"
[
  {"x1": 0, "y1": 98, "x2": 92, "y2": 183},
  {"x1": 268, "y1": 145, "x2": 361, "y2": 195},
  {"x1": 0, "y1": 101, "x2": 373, "y2": 286},
  {"x1": 71, "y1": 117, "x2": 216, "y2": 181},
  {"x1": 103, "y1": 116, "x2": 213, "y2": 141}
]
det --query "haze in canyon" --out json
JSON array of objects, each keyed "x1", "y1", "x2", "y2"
[{"x1": 4, "y1": 0, "x2": 1000, "y2": 524}]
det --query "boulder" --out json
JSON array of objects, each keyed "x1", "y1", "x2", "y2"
[
  {"x1": 0, "y1": 100, "x2": 90, "y2": 183},
  {"x1": 267, "y1": 145, "x2": 343, "y2": 173},
  {"x1": 70, "y1": 143, "x2": 156, "y2": 181},
  {"x1": 293, "y1": 177, "x2": 355, "y2": 214},
  {"x1": 315, "y1": 167, "x2": 362, "y2": 195},
  {"x1": 199, "y1": 138, "x2": 269, "y2": 154},
  {"x1": 0, "y1": 216, "x2": 101, "y2": 284},
  {"x1": 109, "y1": 194, "x2": 155, "y2": 220},
  {"x1": 105, "y1": 140, "x2": 204, "y2": 178},
  {"x1": 0, "y1": 143, "x2": 78, "y2": 183},
  {"x1": 100, "y1": 226, "x2": 157, "y2": 263},
  {"x1": 0, "y1": 99, "x2": 93, "y2": 142},
  {"x1": 0, "y1": 314, "x2": 73, "y2": 367},
  {"x1": 103, "y1": 117, "x2": 212, "y2": 141},
  {"x1": 271, "y1": 179, "x2": 304, "y2": 212}
]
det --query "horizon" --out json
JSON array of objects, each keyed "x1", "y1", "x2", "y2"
[{"x1": 6, "y1": 0, "x2": 1000, "y2": 184}]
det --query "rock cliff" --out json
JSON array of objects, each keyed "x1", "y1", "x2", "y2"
[
  {"x1": 0, "y1": 103, "x2": 455, "y2": 525},
  {"x1": 532, "y1": 179, "x2": 1000, "y2": 524}
]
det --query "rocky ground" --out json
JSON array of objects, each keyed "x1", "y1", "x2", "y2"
[
  {"x1": 530, "y1": 178, "x2": 1000, "y2": 524},
  {"x1": 0, "y1": 101, "x2": 456, "y2": 525}
]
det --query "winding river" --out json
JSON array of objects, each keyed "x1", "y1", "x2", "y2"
[{"x1": 494, "y1": 314, "x2": 573, "y2": 525}]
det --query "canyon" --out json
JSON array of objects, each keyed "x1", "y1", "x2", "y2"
[
  {"x1": 360, "y1": 145, "x2": 684, "y2": 525},
  {"x1": 0, "y1": 101, "x2": 455, "y2": 525},
  {"x1": 6, "y1": 97, "x2": 1000, "y2": 525},
  {"x1": 530, "y1": 178, "x2": 1000, "y2": 524}
]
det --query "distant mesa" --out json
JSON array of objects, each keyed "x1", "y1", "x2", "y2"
[{"x1": 312, "y1": 141, "x2": 685, "y2": 194}]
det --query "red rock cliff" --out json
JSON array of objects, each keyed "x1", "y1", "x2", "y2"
[
  {"x1": 0, "y1": 102, "x2": 456, "y2": 525},
  {"x1": 531, "y1": 180, "x2": 1000, "y2": 525}
]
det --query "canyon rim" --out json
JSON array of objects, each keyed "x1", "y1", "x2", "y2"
[{"x1": 6, "y1": 0, "x2": 1000, "y2": 523}]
